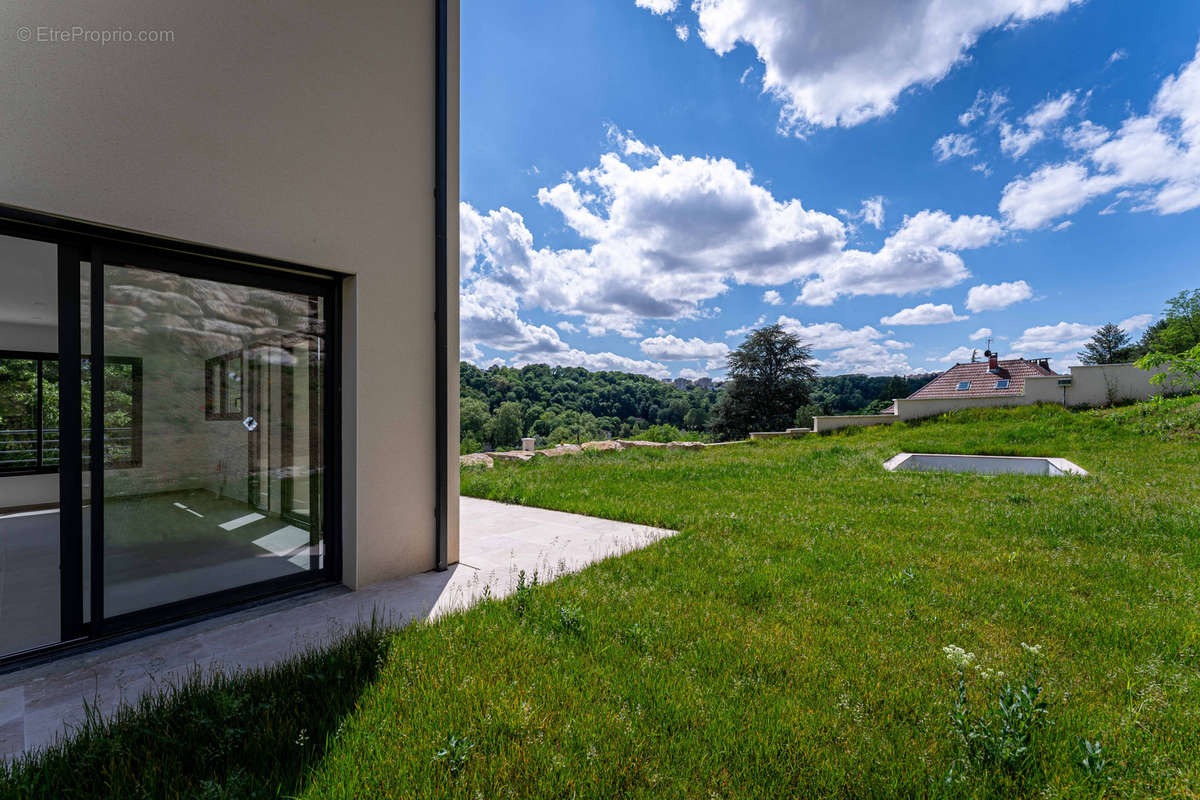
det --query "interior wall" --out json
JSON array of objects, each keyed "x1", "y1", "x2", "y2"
[{"x1": 0, "y1": 0, "x2": 461, "y2": 588}]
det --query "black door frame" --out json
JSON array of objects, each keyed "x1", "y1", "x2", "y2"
[{"x1": 0, "y1": 208, "x2": 344, "y2": 669}]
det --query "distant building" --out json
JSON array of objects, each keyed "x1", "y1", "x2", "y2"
[
  {"x1": 811, "y1": 350, "x2": 1165, "y2": 434},
  {"x1": 881, "y1": 353, "x2": 1055, "y2": 413}
]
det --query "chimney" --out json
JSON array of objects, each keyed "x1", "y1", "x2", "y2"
[
  {"x1": 986, "y1": 350, "x2": 998, "y2": 373},
  {"x1": 1038, "y1": 358, "x2": 1051, "y2": 372}
]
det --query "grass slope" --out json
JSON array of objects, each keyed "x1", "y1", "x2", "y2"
[
  {"x1": 302, "y1": 399, "x2": 1200, "y2": 799},
  {"x1": 5, "y1": 399, "x2": 1199, "y2": 798}
]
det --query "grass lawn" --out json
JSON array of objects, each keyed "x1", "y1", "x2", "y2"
[{"x1": 5, "y1": 398, "x2": 1200, "y2": 798}]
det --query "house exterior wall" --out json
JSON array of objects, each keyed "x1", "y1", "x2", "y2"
[{"x1": 0, "y1": 0, "x2": 460, "y2": 588}]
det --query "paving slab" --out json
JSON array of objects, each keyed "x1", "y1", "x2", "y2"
[{"x1": 0, "y1": 497, "x2": 674, "y2": 757}]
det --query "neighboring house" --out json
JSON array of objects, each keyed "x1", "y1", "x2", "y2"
[
  {"x1": 881, "y1": 353, "x2": 1057, "y2": 413},
  {"x1": 813, "y1": 351, "x2": 1163, "y2": 433},
  {"x1": 0, "y1": 1, "x2": 461, "y2": 667}
]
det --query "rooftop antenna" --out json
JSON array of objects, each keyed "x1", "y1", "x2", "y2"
[{"x1": 986, "y1": 336, "x2": 994, "y2": 354}]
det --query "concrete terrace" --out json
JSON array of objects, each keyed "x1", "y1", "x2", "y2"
[{"x1": 0, "y1": 498, "x2": 675, "y2": 758}]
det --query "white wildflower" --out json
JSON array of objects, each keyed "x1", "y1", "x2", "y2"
[
  {"x1": 943, "y1": 644, "x2": 977, "y2": 669},
  {"x1": 1020, "y1": 642, "x2": 1043, "y2": 657}
]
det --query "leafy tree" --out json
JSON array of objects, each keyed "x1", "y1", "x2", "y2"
[
  {"x1": 488, "y1": 401, "x2": 525, "y2": 449},
  {"x1": 459, "y1": 397, "x2": 491, "y2": 443},
  {"x1": 1078, "y1": 323, "x2": 1135, "y2": 364},
  {"x1": 711, "y1": 324, "x2": 816, "y2": 440},
  {"x1": 1137, "y1": 343, "x2": 1200, "y2": 395},
  {"x1": 1148, "y1": 289, "x2": 1200, "y2": 354}
]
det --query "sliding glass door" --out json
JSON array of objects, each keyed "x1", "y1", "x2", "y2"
[
  {"x1": 95, "y1": 251, "x2": 331, "y2": 623},
  {"x1": 0, "y1": 217, "x2": 338, "y2": 664}
]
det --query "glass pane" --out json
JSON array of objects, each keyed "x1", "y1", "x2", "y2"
[
  {"x1": 102, "y1": 261, "x2": 326, "y2": 617},
  {"x1": 0, "y1": 233, "x2": 60, "y2": 656},
  {"x1": 0, "y1": 358, "x2": 38, "y2": 470}
]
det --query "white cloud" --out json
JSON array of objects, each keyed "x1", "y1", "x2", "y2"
[
  {"x1": 1118, "y1": 313, "x2": 1153, "y2": 333},
  {"x1": 1023, "y1": 91, "x2": 1076, "y2": 130},
  {"x1": 638, "y1": 335, "x2": 731, "y2": 360},
  {"x1": 1107, "y1": 48, "x2": 1128, "y2": 66},
  {"x1": 996, "y1": 91, "x2": 1077, "y2": 159},
  {"x1": 675, "y1": 24, "x2": 690, "y2": 41},
  {"x1": 510, "y1": 348, "x2": 671, "y2": 378},
  {"x1": 460, "y1": 341, "x2": 485, "y2": 362},
  {"x1": 677, "y1": 367, "x2": 710, "y2": 380},
  {"x1": 970, "y1": 327, "x2": 993, "y2": 341},
  {"x1": 880, "y1": 303, "x2": 968, "y2": 325},
  {"x1": 1012, "y1": 321, "x2": 1098, "y2": 353},
  {"x1": 930, "y1": 345, "x2": 981, "y2": 364},
  {"x1": 762, "y1": 289, "x2": 783, "y2": 305},
  {"x1": 959, "y1": 89, "x2": 1009, "y2": 128},
  {"x1": 556, "y1": 320, "x2": 580, "y2": 333},
  {"x1": 635, "y1": 0, "x2": 677, "y2": 14},
  {"x1": 673, "y1": 0, "x2": 1076, "y2": 131},
  {"x1": 999, "y1": 162, "x2": 1113, "y2": 229},
  {"x1": 1009, "y1": 315, "x2": 1152, "y2": 358},
  {"x1": 934, "y1": 133, "x2": 977, "y2": 161},
  {"x1": 817, "y1": 345, "x2": 914, "y2": 376},
  {"x1": 465, "y1": 132, "x2": 1001, "y2": 340},
  {"x1": 796, "y1": 210, "x2": 1002, "y2": 306},
  {"x1": 965, "y1": 280, "x2": 1034, "y2": 312},
  {"x1": 859, "y1": 195, "x2": 885, "y2": 229},
  {"x1": 775, "y1": 317, "x2": 889, "y2": 350},
  {"x1": 724, "y1": 315, "x2": 766, "y2": 339},
  {"x1": 999, "y1": 40, "x2": 1200, "y2": 228},
  {"x1": 1051, "y1": 220, "x2": 1072, "y2": 231}
]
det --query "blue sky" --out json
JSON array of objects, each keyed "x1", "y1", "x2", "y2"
[{"x1": 460, "y1": 0, "x2": 1200, "y2": 378}]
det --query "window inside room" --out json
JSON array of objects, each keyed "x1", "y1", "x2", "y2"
[
  {"x1": 206, "y1": 349, "x2": 244, "y2": 420},
  {"x1": 0, "y1": 351, "x2": 141, "y2": 472}
]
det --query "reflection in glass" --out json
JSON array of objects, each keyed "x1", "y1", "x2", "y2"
[{"x1": 102, "y1": 262, "x2": 325, "y2": 617}]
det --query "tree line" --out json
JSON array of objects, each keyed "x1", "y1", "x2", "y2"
[{"x1": 460, "y1": 333, "x2": 935, "y2": 451}]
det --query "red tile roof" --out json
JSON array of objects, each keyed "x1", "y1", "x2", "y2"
[{"x1": 904, "y1": 358, "x2": 1057, "y2": 402}]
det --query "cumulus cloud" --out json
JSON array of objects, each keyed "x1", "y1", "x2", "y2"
[
  {"x1": 1011, "y1": 315, "x2": 1153, "y2": 356},
  {"x1": 635, "y1": 0, "x2": 677, "y2": 13},
  {"x1": 1118, "y1": 313, "x2": 1154, "y2": 333},
  {"x1": 663, "y1": 0, "x2": 1077, "y2": 131},
  {"x1": 959, "y1": 89, "x2": 1009, "y2": 128},
  {"x1": 677, "y1": 367, "x2": 711, "y2": 380},
  {"x1": 934, "y1": 133, "x2": 978, "y2": 161},
  {"x1": 675, "y1": 24, "x2": 690, "y2": 41},
  {"x1": 762, "y1": 289, "x2": 783, "y2": 305},
  {"x1": 638, "y1": 334, "x2": 731, "y2": 360},
  {"x1": 725, "y1": 315, "x2": 767, "y2": 339},
  {"x1": 817, "y1": 345, "x2": 914, "y2": 376},
  {"x1": 965, "y1": 280, "x2": 1034, "y2": 312},
  {"x1": 859, "y1": 195, "x2": 885, "y2": 229},
  {"x1": 880, "y1": 303, "x2": 968, "y2": 325},
  {"x1": 556, "y1": 320, "x2": 580, "y2": 333},
  {"x1": 1012, "y1": 321, "x2": 1098, "y2": 353},
  {"x1": 930, "y1": 345, "x2": 980, "y2": 364},
  {"x1": 796, "y1": 210, "x2": 1002, "y2": 305},
  {"x1": 1000, "y1": 40, "x2": 1200, "y2": 229},
  {"x1": 463, "y1": 130, "x2": 1002, "y2": 360},
  {"x1": 970, "y1": 327, "x2": 993, "y2": 341}
]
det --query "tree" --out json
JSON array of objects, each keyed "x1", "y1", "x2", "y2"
[
  {"x1": 488, "y1": 401, "x2": 525, "y2": 449},
  {"x1": 459, "y1": 397, "x2": 491, "y2": 443},
  {"x1": 711, "y1": 324, "x2": 816, "y2": 440},
  {"x1": 1153, "y1": 289, "x2": 1200, "y2": 354},
  {"x1": 1078, "y1": 323, "x2": 1135, "y2": 364},
  {"x1": 1137, "y1": 343, "x2": 1200, "y2": 395}
]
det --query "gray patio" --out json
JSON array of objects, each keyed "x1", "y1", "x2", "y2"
[{"x1": 0, "y1": 497, "x2": 674, "y2": 757}]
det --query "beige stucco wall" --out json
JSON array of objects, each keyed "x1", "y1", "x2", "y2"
[{"x1": 0, "y1": 0, "x2": 460, "y2": 588}]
